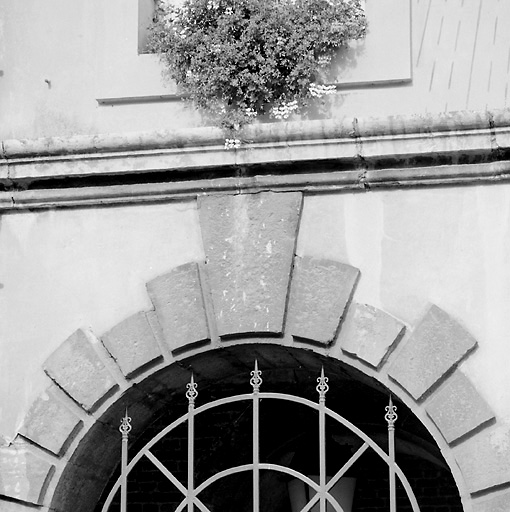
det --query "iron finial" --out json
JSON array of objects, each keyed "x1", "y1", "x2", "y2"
[
  {"x1": 250, "y1": 360, "x2": 263, "y2": 392},
  {"x1": 316, "y1": 367, "x2": 329, "y2": 403},
  {"x1": 119, "y1": 409, "x2": 132, "y2": 438},
  {"x1": 385, "y1": 395, "x2": 398, "y2": 430},
  {"x1": 186, "y1": 373, "x2": 198, "y2": 405}
]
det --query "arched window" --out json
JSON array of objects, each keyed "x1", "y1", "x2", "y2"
[{"x1": 96, "y1": 354, "x2": 463, "y2": 512}]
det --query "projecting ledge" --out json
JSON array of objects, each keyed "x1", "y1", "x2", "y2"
[{"x1": 1, "y1": 109, "x2": 510, "y2": 210}]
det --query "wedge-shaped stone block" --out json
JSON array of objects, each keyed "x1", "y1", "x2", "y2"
[
  {"x1": 18, "y1": 387, "x2": 82, "y2": 456},
  {"x1": 473, "y1": 489, "x2": 510, "y2": 512},
  {"x1": 453, "y1": 424, "x2": 510, "y2": 493},
  {"x1": 286, "y1": 257, "x2": 359, "y2": 344},
  {"x1": 387, "y1": 305, "x2": 477, "y2": 400},
  {"x1": 102, "y1": 311, "x2": 162, "y2": 378},
  {"x1": 426, "y1": 370, "x2": 494, "y2": 444},
  {"x1": 44, "y1": 330, "x2": 117, "y2": 412},
  {"x1": 0, "y1": 501, "x2": 45, "y2": 512},
  {"x1": 0, "y1": 444, "x2": 54, "y2": 505},
  {"x1": 339, "y1": 303, "x2": 404, "y2": 368},
  {"x1": 199, "y1": 192, "x2": 302, "y2": 337},
  {"x1": 147, "y1": 263, "x2": 209, "y2": 352}
]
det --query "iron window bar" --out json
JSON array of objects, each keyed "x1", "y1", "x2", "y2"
[{"x1": 107, "y1": 362, "x2": 421, "y2": 512}]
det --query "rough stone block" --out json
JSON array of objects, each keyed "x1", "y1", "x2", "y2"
[
  {"x1": 387, "y1": 305, "x2": 477, "y2": 400},
  {"x1": 0, "y1": 501, "x2": 47, "y2": 512},
  {"x1": 198, "y1": 192, "x2": 302, "y2": 337},
  {"x1": 102, "y1": 311, "x2": 163, "y2": 378},
  {"x1": 0, "y1": 444, "x2": 54, "y2": 505},
  {"x1": 286, "y1": 256, "x2": 359, "y2": 344},
  {"x1": 147, "y1": 262, "x2": 210, "y2": 352},
  {"x1": 44, "y1": 330, "x2": 118, "y2": 412},
  {"x1": 18, "y1": 387, "x2": 82, "y2": 456},
  {"x1": 473, "y1": 489, "x2": 510, "y2": 512},
  {"x1": 338, "y1": 303, "x2": 405, "y2": 368},
  {"x1": 453, "y1": 424, "x2": 510, "y2": 493},
  {"x1": 426, "y1": 370, "x2": 494, "y2": 444}
]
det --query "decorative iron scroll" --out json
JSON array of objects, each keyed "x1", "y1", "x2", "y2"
[
  {"x1": 316, "y1": 367, "x2": 329, "y2": 403},
  {"x1": 119, "y1": 410, "x2": 132, "y2": 438},
  {"x1": 186, "y1": 374, "x2": 198, "y2": 405},
  {"x1": 250, "y1": 360, "x2": 263, "y2": 392},
  {"x1": 105, "y1": 364, "x2": 420, "y2": 512},
  {"x1": 386, "y1": 395, "x2": 398, "y2": 512},
  {"x1": 385, "y1": 395, "x2": 398, "y2": 430},
  {"x1": 119, "y1": 410, "x2": 132, "y2": 512}
]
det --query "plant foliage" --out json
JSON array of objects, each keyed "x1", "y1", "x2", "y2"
[{"x1": 149, "y1": 0, "x2": 367, "y2": 130}]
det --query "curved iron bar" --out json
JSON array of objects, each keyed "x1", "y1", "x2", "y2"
[
  {"x1": 102, "y1": 392, "x2": 421, "y2": 512},
  {"x1": 192, "y1": 463, "x2": 347, "y2": 512},
  {"x1": 101, "y1": 394, "x2": 254, "y2": 512}
]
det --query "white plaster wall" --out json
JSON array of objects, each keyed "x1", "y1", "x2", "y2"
[
  {"x1": 0, "y1": 0, "x2": 201, "y2": 140},
  {"x1": 0, "y1": 201, "x2": 204, "y2": 441},
  {"x1": 298, "y1": 186, "x2": 510, "y2": 423}
]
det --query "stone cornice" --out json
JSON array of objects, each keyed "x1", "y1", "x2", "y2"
[{"x1": 1, "y1": 109, "x2": 510, "y2": 210}]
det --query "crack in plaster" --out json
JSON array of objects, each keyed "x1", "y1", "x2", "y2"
[
  {"x1": 351, "y1": 117, "x2": 370, "y2": 187},
  {"x1": 487, "y1": 110, "x2": 504, "y2": 162}
]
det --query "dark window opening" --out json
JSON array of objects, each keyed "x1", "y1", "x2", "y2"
[
  {"x1": 138, "y1": 0, "x2": 155, "y2": 54},
  {"x1": 94, "y1": 350, "x2": 463, "y2": 512}
]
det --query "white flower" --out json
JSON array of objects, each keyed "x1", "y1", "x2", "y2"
[
  {"x1": 309, "y1": 83, "x2": 336, "y2": 98},
  {"x1": 270, "y1": 100, "x2": 299, "y2": 120},
  {"x1": 224, "y1": 138, "x2": 241, "y2": 150},
  {"x1": 317, "y1": 55, "x2": 332, "y2": 67}
]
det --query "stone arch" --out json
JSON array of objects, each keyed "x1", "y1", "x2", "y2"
[{"x1": 1, "y1": 191, "x2": 509, "y2": 512}]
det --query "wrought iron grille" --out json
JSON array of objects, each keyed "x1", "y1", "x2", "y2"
[{"x1": 102, "y1": 362, "x2": 422, "y2": 512}]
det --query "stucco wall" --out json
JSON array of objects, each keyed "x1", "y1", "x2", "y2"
[{"x1": 1, "y1": 185, "x2": 510, "y2": 443}]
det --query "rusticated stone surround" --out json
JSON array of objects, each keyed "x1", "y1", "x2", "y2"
[{"x1": 1, "y1": 191, "x2": 507, "y2": 512}]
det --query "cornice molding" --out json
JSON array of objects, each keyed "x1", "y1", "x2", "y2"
[{"x1": 1, "y1": 109, "x2": 510, "y2": 210}]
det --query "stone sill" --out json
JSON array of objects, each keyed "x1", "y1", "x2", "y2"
[
  {"x1": 2, "y1": 109, "x2": 509, "y2": 159},
  {"x1": 1, "y1": 109, "x2": 510, "y2": 210}
]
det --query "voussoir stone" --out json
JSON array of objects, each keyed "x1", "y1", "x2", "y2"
[
  {"x1": 426, "y1": 370, "x2": 494, "y2": 444},
  {"x1": 286, "y1": 256, "x2": 359, "y2": 344},
  {"x1": 338, "y1": 303, "x2": 405, "y2": 368},
  {"x1": 453, "y1": 423, "x2": 510, "y2": 493},
  {"x1": 198, "y1": 192, "x2": 302, "y2": 337},
  {"x1": 102, "y1": 311, "x2": 163, "y2": 378},
  {"x1": 44, "y1": 329, "x2": 118, "y2": 412},
  {"x1": 473, "y1": 489, "x2": 510, "y2": 512},
  {"x1": 387, "y1": 305, "x2": 477, "y2": 400},
  {"x1": 0, "y1": 444, "x2": 54, "y2": 505},
  {"x1": 147, "y1": 262, "x2": 210, "y2": 352},
  {"x1": 18, "y1": 386, "x2": 82, "y2": 456},
  {"x1": 0, "y1": 501, "x2": 47, "y2": 512}
]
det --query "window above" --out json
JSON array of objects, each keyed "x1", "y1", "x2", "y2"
[{"x1": 96, "y1": 0, "x2": 411, "y2": 105}]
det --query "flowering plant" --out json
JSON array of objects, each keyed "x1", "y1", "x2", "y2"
[{"x1": 149, "y1": 0, "x2": 367, "y2": 131}]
